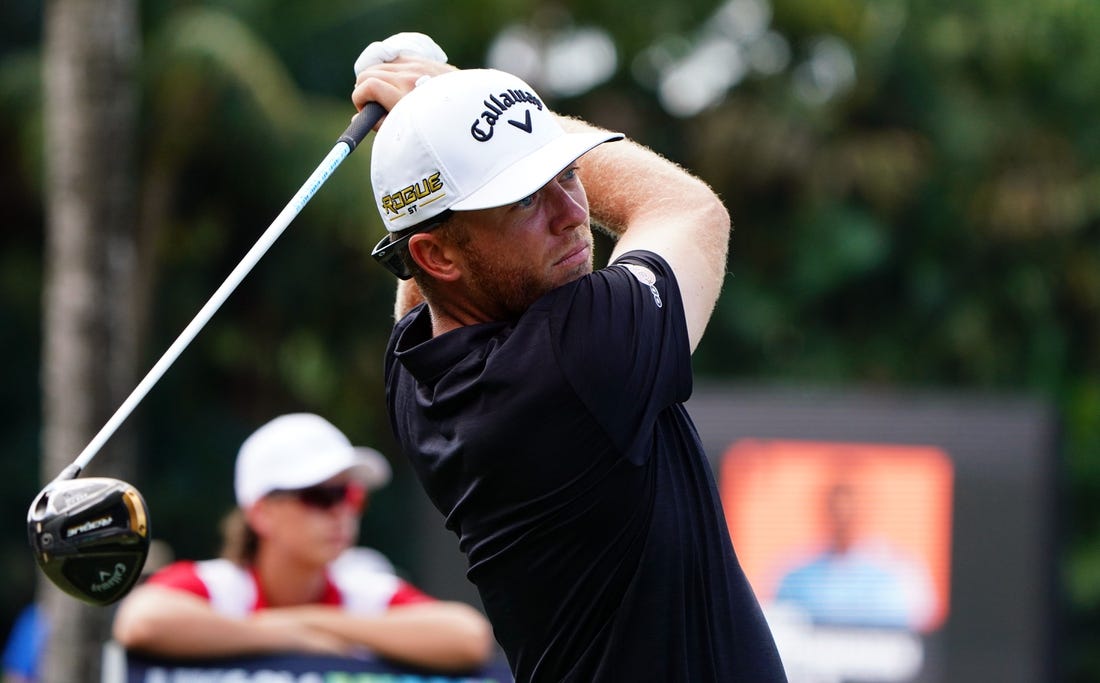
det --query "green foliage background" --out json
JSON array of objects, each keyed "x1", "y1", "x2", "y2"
[{"x1": 1, "y1": 0, "x2": 1097, "y2": 677}]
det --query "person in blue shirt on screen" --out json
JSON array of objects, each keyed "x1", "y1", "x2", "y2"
[{"x1": 774, "y1": 477, "x2": 935, "y2": 630}]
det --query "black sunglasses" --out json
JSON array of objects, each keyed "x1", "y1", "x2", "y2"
[
  {"x1": 371, "y1": 210, "x2": 453, "y2": 280},
  {"x1": 271, "y1": 483, "x2": 366, "y2": 511}
]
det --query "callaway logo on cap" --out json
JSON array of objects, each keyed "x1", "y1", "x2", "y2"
[
  {"x1": 370, "y1": 68, "x2": 623, "y2": 233},
  {"x1": 469, "y1": 88, "x2": 544, "y2": 141}
]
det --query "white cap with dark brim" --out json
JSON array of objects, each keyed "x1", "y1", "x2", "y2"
[
  {"x1": 370, "y1": 68, "x2": 623, "y2": 233},
  {"x1": 234, "y1": 413, "x2": 392, "y2": 508}
]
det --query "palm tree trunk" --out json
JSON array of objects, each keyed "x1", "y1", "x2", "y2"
[{"x1": 40, "y1": 0, "x2": 140, "y2": 681}]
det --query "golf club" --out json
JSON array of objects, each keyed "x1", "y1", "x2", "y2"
[
  {"x1": 27, "y1": 102, "x2": 385, "y2": 606},
  {"x1": 28, "y1": 31, "x2": 449, "y2": 606}
]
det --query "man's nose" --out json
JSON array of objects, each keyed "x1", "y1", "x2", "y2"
[{"x1": 545, "y1": 181, "x2": 587, "y2": 234}]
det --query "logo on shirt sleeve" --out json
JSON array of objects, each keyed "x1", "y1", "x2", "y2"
[{"x1": 622, "y1": 264, "x2": 663, "y2": 308}]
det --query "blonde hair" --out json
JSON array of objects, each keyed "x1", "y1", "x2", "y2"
[{"x1": 219, "y1": 508, "x2": 259, "y2": 566}]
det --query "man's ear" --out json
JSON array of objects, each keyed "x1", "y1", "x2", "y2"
[{"x1": 408, "y1": 233, "x2": 461, "y2": 282}]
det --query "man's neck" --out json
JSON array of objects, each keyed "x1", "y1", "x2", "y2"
[{"x1": 428, "y1": 295, "x2": 506, "y2": 337}]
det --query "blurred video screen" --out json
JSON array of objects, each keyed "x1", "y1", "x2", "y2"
[
  {"x1": 687, "y1": 385, "x2": 1057, "y2": 683},
  {"x1": 722, "y1": 440, "x2": 952, "y2": 682}
]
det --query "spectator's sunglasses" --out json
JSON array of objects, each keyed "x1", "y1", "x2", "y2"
[{"x1": 272, "y1": 482, "x2": 366, "y2": 511}]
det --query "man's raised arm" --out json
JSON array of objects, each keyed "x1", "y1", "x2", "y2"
[{"x1": 565, "y1": 117, "x2": 731, "y2": 352}]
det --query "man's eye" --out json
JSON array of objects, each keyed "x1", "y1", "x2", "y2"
[
  {"x1": 561, "y1": 167, "x2": 578, "y2": 182},
  {"x1": 516, "y1": 194, "x2": 536, "y2": 209}
]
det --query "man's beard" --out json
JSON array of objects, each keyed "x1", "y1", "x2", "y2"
[{"x1": 460, "y1": 232, "x2": 594, "y2": 319}]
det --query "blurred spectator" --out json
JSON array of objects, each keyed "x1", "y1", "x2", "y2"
[
  {"x1": 2, "y1": 604, "x2": 44, "y2": 683},
  {"x1": 111, "y1": 413, "x2": 492, "y2": 672}
]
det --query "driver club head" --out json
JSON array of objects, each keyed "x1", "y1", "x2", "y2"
[{"x1": 27, "y1": 477, "x2": 151, "y2": 606}]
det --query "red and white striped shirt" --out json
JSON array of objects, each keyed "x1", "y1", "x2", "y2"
[{"x1": 145, "y1": 548, "x2": 433, "y2": 616}]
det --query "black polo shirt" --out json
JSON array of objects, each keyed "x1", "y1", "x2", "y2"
[{"x1": 384, "y1": 251, "x2": 786, "y2": 682}]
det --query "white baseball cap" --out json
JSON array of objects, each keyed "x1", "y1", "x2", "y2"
[
  {"x1": 370, "y1": 68, "x2": 623, "y2": 234},
  {"x1": 234, "y1": 413, "x2": 392, "y2": 508}
]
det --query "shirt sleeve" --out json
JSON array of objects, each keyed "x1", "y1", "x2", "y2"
[
  {"x1": 548, "y1": 250, "x2": 692, "y2": 461},
  {"x1": 143, "y1": 561, "x2": 212, "y2": 600},
  {"x1": 330, "y1": 549, "x2": 437, "y2": 614},
  {"x1": 388, "y1": 579, "x2": 436, "y2": 607}
]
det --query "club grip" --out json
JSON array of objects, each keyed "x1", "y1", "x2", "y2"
[{"x1": 338, "y1": 102, "x2": 386, "y2": 150}]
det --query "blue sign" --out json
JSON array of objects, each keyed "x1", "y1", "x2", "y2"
[{"x1": 120, "y1": 651, "x2": 514, "y2": 683}]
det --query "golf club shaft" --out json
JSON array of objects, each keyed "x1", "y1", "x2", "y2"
[{"x1": 62, "y1": 104, "x2": 385, "y2": 480}]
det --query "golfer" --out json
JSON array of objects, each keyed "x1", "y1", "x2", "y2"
[
  {"x1": 111, "y1": 413, "x2": 493, "y2": 672},
  {"x1": 353, "y1": 44, "x2": 787, "y2": 681}
]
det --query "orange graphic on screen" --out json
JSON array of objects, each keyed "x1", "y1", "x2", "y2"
[{"x1": 720, "y1": 439, "x2": 953, "y2": 632}]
